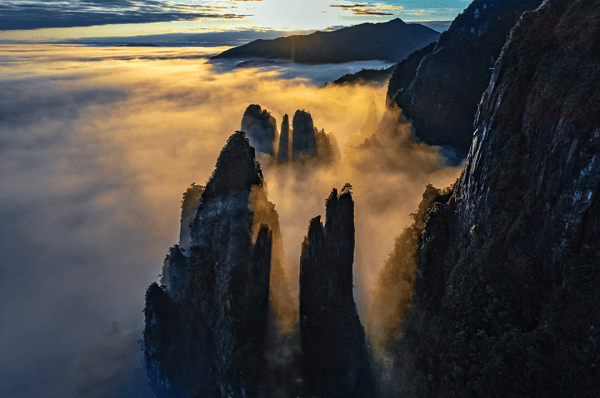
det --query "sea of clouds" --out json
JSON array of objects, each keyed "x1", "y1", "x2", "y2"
[{"x1": 0, "y1": 43, "x2": 460, "y2": 397}]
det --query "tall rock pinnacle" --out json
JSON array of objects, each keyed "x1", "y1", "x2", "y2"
[
  {"x1": 278, "y1": 114, "x2": 290, "y2": 164},
  {"x1": 291, "y1": 110, "x2": 318, "y2": 161},
  {"x1": 240, "y1": 104, "x2": 278, "y2": 156},
  {"x1": 299, "y1": 185, "x2": 376, "y2": 398},
  {"x1": 144, "y1": 132, "x2": 278, "y2": 398}
]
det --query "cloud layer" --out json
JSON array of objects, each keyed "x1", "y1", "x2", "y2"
[{"x1": 0, "y1": 43, "x2": 460, "y2": 397}]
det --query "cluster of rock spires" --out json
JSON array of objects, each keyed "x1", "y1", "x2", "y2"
[
  {"x1": 375, "y1": 0, "x2": 600, "y2": 396},
  {"x1": 387, "y1": 0, "x2": 545, "y2": 160},
  {"x1": 144, "y1": 132, "x2": 372, "y2": 397},
  {"x1": 240, "y1": 104, "x2": 338, "y2": 165},
  {"x1": 145, "y1": 0, "x2": 600, "y2": 396}
]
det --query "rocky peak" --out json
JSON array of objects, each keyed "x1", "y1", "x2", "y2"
[
  {"x1": 278, "y1": 114, "x2": 290, "y2": 164},
  {"x1": 144, "y1": 131, "x2": 276, "y2": 398},
  {"x1": 199, "y1": 131, "x2": 262, "y2": 202},
  {"x1": 299, "y1": 186, "x2": 375, "y2": 398},
  {"x1": 292, "y1": 110, "x2": 318, "y2": 160},
  {"x1": 240, "y1": 104, "x2": 278, "y2": 155}
]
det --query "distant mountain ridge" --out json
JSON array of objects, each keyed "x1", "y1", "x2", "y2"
[{"x1": 211, "y1": 19, "x2": 440, "y2": 64}]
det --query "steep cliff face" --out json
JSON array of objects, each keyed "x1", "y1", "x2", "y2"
[
  {"x1": 291, "y1": 110, "x2": 318, "y2": 161},
  {"x1": 243, "y1": 105, "x2": 337, "y2": 166},
  {"x1": 241, "y1": 104, "x2": 278, "y2": 156},
  {"x1": 387, "y1": 0, "x2": 543, "y2": 159},
  {"x1": 144, "y1": 132, "x2": 295, "y2": 398},
  {"x1": 392, "y1": 1, "x2": 600, "y2": 396},
  {"x1": 299, "y1": 186, "x2": 376, "y2": 398},
  {"x1": 277, "y1": 114, "x2": 290, "y2": 164}
]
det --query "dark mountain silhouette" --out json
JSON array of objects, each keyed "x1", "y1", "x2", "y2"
[
  {"x1": 300, "y1": 186, "x2": 376, "y2": 398},
  {"x1": 387, "y1": 0, "x2": 544, "y2": 159},
  {"x1": 277, "y1": 114, "x2": 290, "y2": 164},
  {"x1": 211, "y1": 19, "x2": 440, "y2": 64},
  {"x1": 291, "y1": 110, "x2": 317, "y2": 160},
  {"x1": 327, "y1": 66, "x2": 394, "y2": 87},
  {"x1": 377, "y1": 0, "x2": 600, "y2": 396},
  {"x1": 144, "y1": 132, "x2": 296, "y2": 398}
]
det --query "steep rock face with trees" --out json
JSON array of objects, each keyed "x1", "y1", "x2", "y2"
[
  {"x1": 299, "y1": 187, "x2": 376, "y2": 398},
  {"x1": 390, "y1": 1, "x2": 600, "y2": 396},
  {"x1": 387, "y1": 0, "x2": 543, "y2": 160},
  {"x1": 144, "y1": 132, "x2": 295, "y2": 398}
]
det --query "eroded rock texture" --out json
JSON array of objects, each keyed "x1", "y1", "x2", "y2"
[
  {"x1": 277, "y1": 114, "x2": 290, "y2": 164},
  {"x1": 241, "y1": 104, "x2": 278, "y2": 156},
  {"x1": 387, "y1": 0, "x2": 544, "y2": 159},
  {"x1": 390, "y1": 1, "x2": 600, "y2": 396},
  {"x1": 144, "y1": 132, "x2": 295, "y2": 398},
  {"x1": 299, "y1": 186, "x2": 376, "y2": 398},
  {"x1": 291, "y1": 110, "x2": 318, "y2": 161}
]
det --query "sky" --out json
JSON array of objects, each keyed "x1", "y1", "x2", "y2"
[{"x1": 0, "y1": 0, "x2": 469, "y2": 41}]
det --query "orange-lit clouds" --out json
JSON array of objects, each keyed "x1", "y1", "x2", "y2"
[
  {"x1": 1, "y1": 42, "x2": 460, "y2": 308},
  {"x1": 1, "y1": 43, "x2": 460, "y2": 396}
]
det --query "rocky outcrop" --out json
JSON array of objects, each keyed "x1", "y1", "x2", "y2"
[
  {"x1": 144, "y1": 132, "x2": 295, "y2": 398},
  {"x1": 242, "y1": 106, "x2": 337, "y2": 165},
  {"x1": 241, "y1": 104, "x2": 278, "y2": 155},
  {"x1": 212, "y1": 19, "x2": 439, "y2": 64},
  {"x1": 388, "y1": 1, "x2": 600, "y2": 396},
  {"x1": 387, "y1": 0, "x2": 544, "y2": 159},
  {"x1": 291, "y1": 110, "x2": 317, "y2": 161},
  {"x1": 299, "y1": 186, "x2": 376, "y2": 398},
  {"x1": 277, "y1": 114, "x2": 290, "y2": 164}
]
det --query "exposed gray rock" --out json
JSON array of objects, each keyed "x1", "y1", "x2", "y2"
[
  {"x1": 389, "y1": 1, "x2": 600, "y2": 396},
  {"x1": 241, "y1": 104, "x2": 278, "y2": 155}
]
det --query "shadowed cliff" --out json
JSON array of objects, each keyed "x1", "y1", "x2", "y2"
[
  {"x1": 387, "y1": 0, "x2": 544, "y2": 159},
  {"x1": 241, "y1": 104, "x2": 278, "y2": 156},
  {"x1": 379, "y1": 0, "x2": 600, "y2": 396},
  {"x1": 299, "y1": 186, "x2": 377, "y2": 398},
  {"x1": 144, "y1": 132, "x2": 296, "y2": 398}
]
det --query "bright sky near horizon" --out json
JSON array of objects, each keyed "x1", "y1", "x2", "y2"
[{"x1": 0, "y1": 0, "x2": 470, "y2": 40}]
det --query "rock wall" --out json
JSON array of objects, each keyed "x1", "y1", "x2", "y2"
[
  {"x1": 299, "y1": 186, "x2": 376, "y2": 398},
  {"x1": 241, "y1": 104, "x2": 278, "y2": 156},
  {"x1": 144, "y1": 132, "x2": 283, "y2": 398},
  {"x1": 387, "y1": 0, "x2": 544, "y2": 159},
  {"x1": 390, "y1": 1, "x2": 600, "y2": 396}
]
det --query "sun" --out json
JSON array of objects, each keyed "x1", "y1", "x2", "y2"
[{"x1": 239, "y1": 0, "x2": 349, "y2": 30}]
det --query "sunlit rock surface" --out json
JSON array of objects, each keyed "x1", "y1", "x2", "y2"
[
  {"x1": 387, "y1": 0, "x2": 544, "y2": 159},
  {"x1": 299, "y1": 186, "x2": 376, "y2": 398},
  {"x1": 392, "y1": 1, "x2": 600, "y2": 396}
]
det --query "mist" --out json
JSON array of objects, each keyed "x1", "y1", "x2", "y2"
[{"x1": 0, "y1": 44, "x2": 460, "y2": 397}]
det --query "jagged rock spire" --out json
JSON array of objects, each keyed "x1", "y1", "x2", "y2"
[{"x1": 299, "y1": 185, "x2": 376, "y2": 398}]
